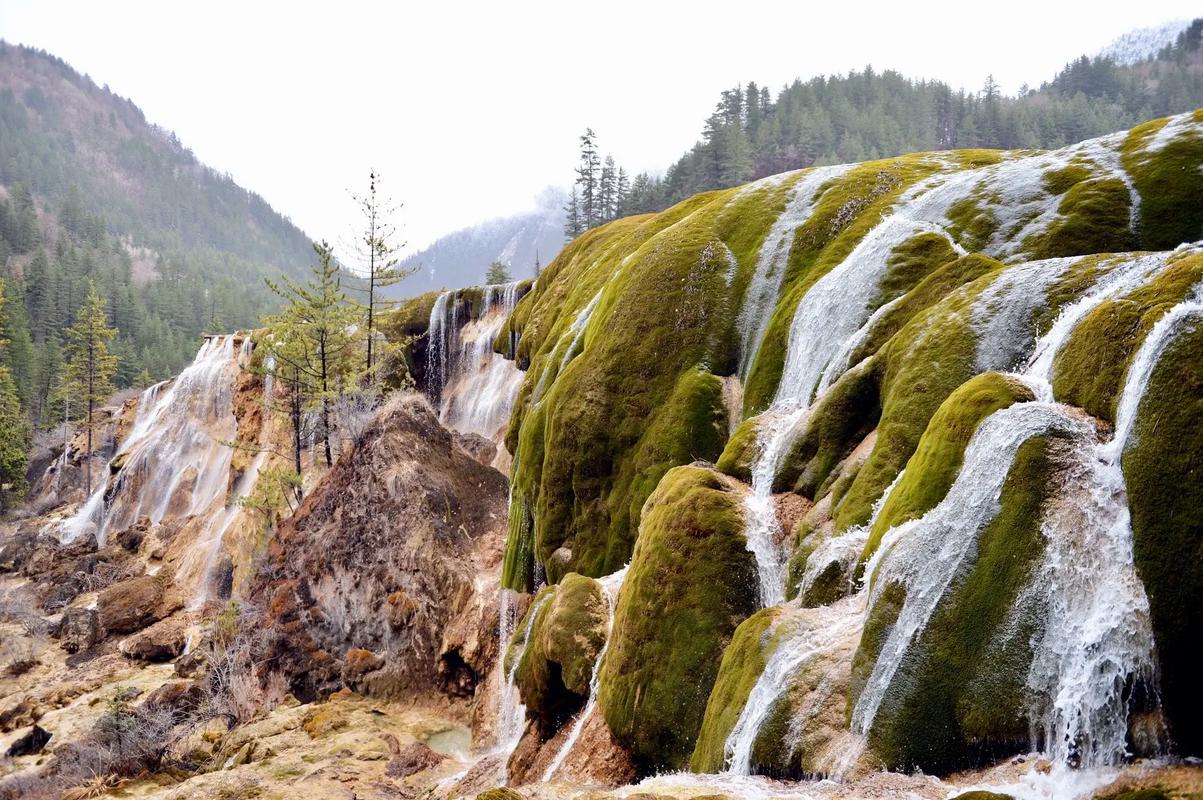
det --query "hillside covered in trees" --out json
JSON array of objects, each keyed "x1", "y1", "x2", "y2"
[
  {"x1": 614, "y1": 18, "x2": 1203, "y2": 214},
  {"x1": 0, "y1": 42, "x2": 316, "y2": 431}
]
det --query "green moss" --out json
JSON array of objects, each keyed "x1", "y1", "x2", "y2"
[
  {"x1": 863, "y1": 372, "x2": 1035, "y2": 558},
  {"x1": 741, "y1": 155, "x2": 965, "y2": 415},
  {"x1": 599, "y1": 465, "x2": 758, "y2": 773},
  {"x1": 1125, "y1": 318, "x2": 1203, "y2": 755},
  {"x1": 1052, "y1": 251, "x2": 1203, "y2": 422},
  {"x1": 1122, "y1": 111, "x2": 1203, "y2": 250},
  {"x1": 715, "y1": 415, "x2": 760, "y2": 482},
  {"x1": 946, "y1": 195, "x2": 998, "y2": 254},
  {"x1": 848, "y1": 253, "x2": 1005, "y2": 369},
  {"x1": 872, "y1": 232, "x2": 961, "y2": 309},
  {"x1": 501, "y1": 198, "x2": 740, "y2": 589},
  {"x1": 513, "y1": 574, "x2": 607, "y2": 731},
  {"x1": 690, "y1": 607, "x2": 780, "y2": 773},
  {"x1": 858, "y1": 435, "x2": 1065, "y2": 773},
  {"x1": 949, "y1": 793, "x2": 1016, "y2": 800},
  {"x1": 832, "y1": 282, "x2": 982, "y2": 532},
  {"x1": 1023, "y1": 178, "x2": 1134, "y2": 259},
  {"x1": 1042, "y1": 163, "x2": 1093, "y2": 195},
  {"x1": 778, "y1": 358, "x2": 881, "y2": 497},
  {"x1": 1093, "y1": 789, "x2": 1171, "y2": 800}
]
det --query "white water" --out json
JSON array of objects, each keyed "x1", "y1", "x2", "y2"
[
  {"x1": 530, "y1": 288, "x2": 603, "y2": 406},
  {"x1": 186, "y1": 351, "x2": 275, "y2": 610},
  {"x1": 542, "y1": 564, "x2": 629, "y2": 782},
  {"x1": 853, "y1": 403, "x2": 1091, "y2": 736},
  {"x1": 737, "y1": 165, "x2": 852, "y2": 379},
  {"x1": 496, "y1": 588, "x2": 553, "y2": 767},
  {"x1": 439, "y1": 283, "x2": 525, "y2": 441},
  {"x1": 425, "y1": 291, "x2": 462, "y2": 401},
  {"x1": 61, "y1": 335, "x2": 246, "y2": 546},
  {"x1": 724, "y1": 596, "x2": 864, "y2": 776}
]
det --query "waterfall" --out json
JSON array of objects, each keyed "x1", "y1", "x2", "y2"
[
  {"x1": 737, "y1": 165, "x2": 853, "y2": 379},
  {"x1": 61, "y1": 335, "x2": 246, "y2": 546},
  {"x1": 723, "y1": 596, "x2": 864, "y2": 775},
  {"x1": 530, "y1": 288, "x2": 603, "y2": 406},
  {"x1": 439, "y1": 283, "x2": 524, "y2": 441},
  {"x1": 852, "y1": 403, "x2": 1092, "y2": 736},
  {"x1": 1023, "y1": 283, "x2": 1202, "y2": 766},
  {"x1": 496, "y1": 588, "x2": 553, "y2": 769},
  {"x1": 542, "y1": 564, "x2": 629, "y2": 782},
  {"x1": 186, "y1": 351, "x2": 276, "y2": 610},
  {"x1": 425, "y1": 291, "x2": 461, "y2": 402}
]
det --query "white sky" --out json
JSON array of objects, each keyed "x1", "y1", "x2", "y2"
[{"x1": 0, "y1": 1, "x2": 1198, "y2": 251}]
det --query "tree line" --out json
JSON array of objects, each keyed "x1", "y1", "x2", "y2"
[{"x1": 571, "y1": 19, "x2": 1203, "y2": 222}]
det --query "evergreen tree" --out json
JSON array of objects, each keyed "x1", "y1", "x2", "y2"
[
  {"x1": 350, "y1": 170, "x2": 413, "y2": 385},
  {"x1": 564, "y1": 186, "x2": 584, "y2": 239},
  {"x1": 61, "y1": 281, "x2": 118, "y2": 494},
  {"x1": 262, "y1": 241, "x2": 362, "y2": 468},
  {"x1": 0, "y1": 365, "x2": 28, "y2": 511},
  {"x1": 615, "y1": 168, "x2": 630, "y2": 219},
  {"x1": 574, "y1": 128, "x2": 601, "y2": 228},
  {"x1": 485, "y1": 261, "x2": 512, "y2": 284},
  {"x1": 598, "y1": 155, "x2": 617, "y2": 222}
]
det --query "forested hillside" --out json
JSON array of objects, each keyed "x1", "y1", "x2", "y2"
[
  {"x1": 0, "y1": 42, "x2": 315, "y2": 429},
  {"x1": 621, "y1": 18, "x2": 1203, "y2": 213}
]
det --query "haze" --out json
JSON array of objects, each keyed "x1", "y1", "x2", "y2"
[{"x1": 1, "y1": 0, "x2": 1198, "y2": 253}]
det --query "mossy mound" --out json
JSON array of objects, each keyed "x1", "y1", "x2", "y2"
[
  {"x1": 949, "y1": 792, "x2": 1016, "y2": 800},
  {"x1": 512, "y1": 573, "x2": 608, "y2": 733},
  {"x1": 690, "y1": 607, "x2": 780, "y2": 772},
  {"x1": 853, "y1": 434, "x2": 1070, "y2": 773},
  {"x1": 599, "y1": 465, "x2": 758, "y2": 773},
  {"x1": 1125, "y1": 316, "x2": 1203, "y2": 756},
  {"x1": 1023, "y1": 177, "x2": 1135, "y2": 259},
  {"x1": 863, "y1": 372, "x2": 1035, "y2": 558},
  {"x1": 1123, "y1": 110, "x2": 1203, "y2": 250},
  {"x1": 1052, "y1": 250, "x2": 1203, "y2": 422},
  {"x1": 475, "y1": 789, "x2": 524, "y2": 800}
]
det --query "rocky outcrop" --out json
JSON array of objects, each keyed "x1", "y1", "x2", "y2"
[{"x1": 250, "y1": 393, "x2": 509, "y2": 705}]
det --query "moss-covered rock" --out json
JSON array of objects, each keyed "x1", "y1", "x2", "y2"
[
  {"x1": 1123, "y1": 110, "x2": 1203, "y2": 250},
  {"x1": 512, "y1": 573, "x2": 608, "y2": 734},
  {"x1": 599, "y1": 465, "x2": 758, "y2": 773},
  {"x1": 863, "y1": 372, "x2": 1035, "y2": 558},
  {"x1": 1052, "y1": 250, "x2": 1203, "y2": 422},
  {"x1": 690, "y1": 607, "x2": 780, "y2": 772},
  {"x1": 853, "y1": 434, "x2": 1070, "y2": 773},
  {"x1": 1024, "y1": 177, "x2": 1135, "y2": 259},
  {"x1": 1125, "y1": 316, "x2": 1203, "y2": 756}
]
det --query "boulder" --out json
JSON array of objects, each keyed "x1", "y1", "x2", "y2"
[
  {"x1": 6, "y1": 724, "x2": 51, "y2": 757},
  {"x1": 599, "y1": 465, "x2": 758, "y2": 773},
  {"x1": 119, "y1": 616, "x2": 187, "y2": 662},
  {"x1": 385, "y1": 741, "x2": 443, "y2": 778},
  {"x1": 58, "y1": 607, "x2": 102, "y2": 654},
  {"x1": 98, "y1": 574, "x2": 170, "y2": 634}
]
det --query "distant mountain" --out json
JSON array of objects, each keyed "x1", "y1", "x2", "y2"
[
  {"x1": 0, "y1": 42, "x2": 314, "y2": 272},
  {"x1": 1098, "y1": 19, "x2": 1192, "y2": 65},
  {"x1": 389, "y1": 189, "x2": 565, "y2": 297}
]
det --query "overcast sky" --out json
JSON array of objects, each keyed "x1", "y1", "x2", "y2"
[{"x1": 0, "y1": 1, "x2": 1198, "y2": 252}]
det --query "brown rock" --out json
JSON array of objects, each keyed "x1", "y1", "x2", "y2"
[
  {"x1": 98, "y1": 575, "x2": 170, "y2": 634},
  {"x1": 59, "y1": 606, "x2": 103, "y2": 653},
  {"x1": 342, "y1": 648, "x2": 385, "y2": 683},
  {"x1": 141, "y1": 680, "x2": 202, "y2": 714},
  {"x1": 385, "y1": 741, "x2": 444, "y2": 778},
  {"x1": 119, "y1": 616, "x2": 187, "y2": 662}
]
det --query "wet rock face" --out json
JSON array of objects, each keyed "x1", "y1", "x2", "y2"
[
  {"x1": 251, "y1": 393, "x2": 509, "y2": 704},
  {"x1": 98, "y1": 575, "x2": 176, "y2": 635}
]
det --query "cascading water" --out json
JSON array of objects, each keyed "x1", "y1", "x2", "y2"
[
  {"x1": 542, "y1": 564, "x2": 629, "y2": 782},
  {"x1": 185, "y1": 350, "x2": 276, "y2": 610},
  {"x1": 496, "y1": 589, "x2": 553, "y2": 766},
  {"x1": 736, "y1": 165, "x2": 852, "y2": 378},
  {"x1": 723, "y1": 595, "x2": 864, "y2": 776},
  {"x1": 61, "y1": 335, "x2": 246, "y2": 547},
  {"x1": 425, "y1": 290, "x2": 461, "y2": 403},
  {"x1": 439, "y1": 283, "x2": 525, "y2": 442}
]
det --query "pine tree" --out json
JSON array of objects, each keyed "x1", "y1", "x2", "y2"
[
  {"x1": 615, "y1": 168, "x2": 630, "y2": 219},
  {"x1": 598, "y1": 155, "x2": 617, "y2": 222},
  {"x1": 564, "y1": 186, "x2": 584, "y2": 239},
  {"x1": 61, "y1": 282, "x2": 119, "y2": 494},
  {"x1": 485, "y1": 261, "x2": 512, "y2": 284},
  {"x1": 0, "y1": 282, "x2": 31, "y2": 509},
  {"x1": 262, "y1": 241, "x2": 362, "y2": 468},
  {"x1": 350, "y1": 170, "x2": 413, "y2": 385},
  {"x1": 575, "y1": 128, "x2": 601, "y2": 228}
]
